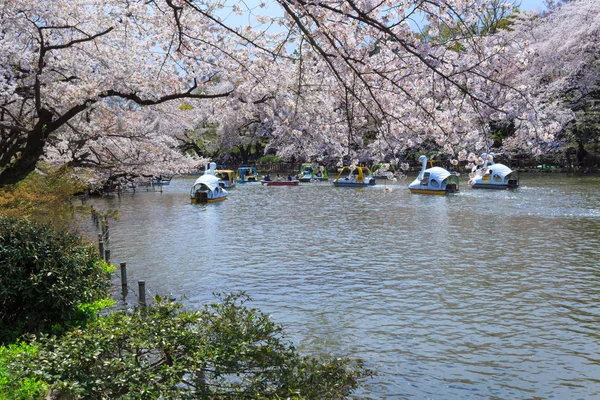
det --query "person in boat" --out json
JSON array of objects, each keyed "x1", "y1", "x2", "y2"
[
  {"x1": 264, "y1": 173, "x2": 271, "y2": 181},
  {"x1": 276, "y1": 173, "x2": 282, "y2": 181},
  {"x1": 287, "y1": 174, "x2": 292, "y2": 181}
]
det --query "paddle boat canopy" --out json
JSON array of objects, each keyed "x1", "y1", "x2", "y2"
[
  {"x1": 190, "y1": 163, "x2": 228, "y2": 203},
  {"x1": 469, "y1": 154, "x2": 519, "y2": 189},
  {"x1": 236, "y1": 166, "x2": 259, "y2": 183},
  {"x1": 333, "y1": 166, "x2": 376, "y2": 187},
  {"x1": 296, "y1": 163, "x2": 328, "y2": 182},
  {"x1": 215, "y1": 169, "x2": 236, "y2": 188},
  {"x1": 409, "y1": 155, "x2": 459, "y2": 195}
]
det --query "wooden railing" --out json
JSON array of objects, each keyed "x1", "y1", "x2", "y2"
[{"x1": 227, "y1": 162, "x2": 303, "y2": 173}]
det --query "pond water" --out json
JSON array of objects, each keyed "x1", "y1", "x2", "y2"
[{"x1": 86, "y1": 173, "x2": 600, "y2": 399}]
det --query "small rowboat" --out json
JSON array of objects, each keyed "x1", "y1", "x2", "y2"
[{"x1": 261, "y1": 180, "x2": 299, "y2": 186}]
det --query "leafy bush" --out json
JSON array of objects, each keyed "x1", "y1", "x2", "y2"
[
  {"x1": 0, "y1": 166, "x2": 87, "y2": 229},
  {"x1": 0, "y1": 218, "x2": 114, "y2": 344},
  {"x1": 0, "y1": 342, "x2": 48, "y2": 400},
  {"x1": 25, "y1": 294, "x2": 371, "y2": 399},
  {"x1": 257, "y1": 155, "x2": 281, "y2": 164}
]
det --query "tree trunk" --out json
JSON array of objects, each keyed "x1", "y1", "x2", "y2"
[
  {"x1": 0, "y1": 109, "x2": 53, "y2": 187},
  {"x1": 238, "y1": 145, "x2": 251, "y2": 165},
  {"x1": 576, "y1": 141, "x2": 588, "y2": 170}
]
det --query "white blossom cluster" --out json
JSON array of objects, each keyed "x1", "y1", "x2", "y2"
[{"x1": 1, "y1": 0, "x2": 594, "y2": 184}]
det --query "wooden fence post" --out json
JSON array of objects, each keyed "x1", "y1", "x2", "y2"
[
  {"x1": 138, "y1": 281, "x2": 146, "y2": 306},
  {"x1": 104, "y1": 222, "x2": 109, "y2": 244},
  {"x1": 120, "y1": 262, "x2": 128, "y2": 296},
  {"x1": 98, "y1": 233, "x2": 104, "y2": 260},
  {"x1": 195, "y1": 366, "x2": 206, "y2": 388}
]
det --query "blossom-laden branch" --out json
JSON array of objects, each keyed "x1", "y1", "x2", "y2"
[{"x1": 0, "y1": 0, "x2": 240, "y2": 186}]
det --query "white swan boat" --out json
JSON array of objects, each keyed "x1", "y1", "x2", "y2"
[
  {"x1": 469, "y1": 154, "x2": 519, "y2": 190},
  {"x1": 408, "y1": 155, "x2": 459, "y2": 195},
  {"x1": 190, "y1": 162, "x2": 228, "y2": 203}
]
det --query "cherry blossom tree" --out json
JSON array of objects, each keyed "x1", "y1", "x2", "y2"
[
  {"x1": 43, "y1": 102, "x2": 208, "y2": 187},
  {"x1": 208, "y1": 47, "x2": 349, "y2": 164},
  {"x1": 171, "y1": 38, "x2": 347, "y2": 165},
  {"x1": 264, "y1": 0, "x2": 538, "y2": 160},
  {"x1": 498, "y1": 0, "x2": 600, "y2": 162},
  {"x1": 146, "y1": 0, "x2": 541, "y2": 168},
  {"x1": 0, "y1": 0, "x2": 265, "y2": 186},
  {"x1": 4, "y1": 0, "x2": 584, "y2": 186}
]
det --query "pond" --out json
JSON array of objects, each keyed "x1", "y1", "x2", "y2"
[{"x1": 86, "y1": 173, "x2": 600, "y2": 399}]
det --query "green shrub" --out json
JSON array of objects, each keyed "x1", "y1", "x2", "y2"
[
  {"x1": 27, "y1": 294, "x2": 371, "y2": 399},
  {"x1": 0, "y1": 166, "x2": 87, "y2": 230},
  {"x1": 0, "y1": 342, "x2": 48, "y2": 400},
  {"x1": 257, "y1": 155, "x2": 281, "y2": 164},
  {"x1": 0, "y1": 218, "x2": 114, "y2": 344}
]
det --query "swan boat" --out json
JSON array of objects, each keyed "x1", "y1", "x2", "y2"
[
  {"x1": 469, "y1": 154, "x2": 519, "y2": 190},
  {"x1": 333, "y1": 166, "x2": 377, "y2": 187},
  {"x1": 190, "y1": 162, "x2": 228, "y2": 203},
  {"x1": 408, "y1": 155, "x2": 459, "y2": 195},
  {"x1": 296, "y1": 163, "x2": 328, "y2": 182}
]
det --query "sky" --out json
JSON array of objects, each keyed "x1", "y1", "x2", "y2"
[
  {"x1": 219, "y1": 0, "x2": 550, "y2": 31},
  {"x1": 518, "y1": 0, "x2": 549, "y2": 11}
]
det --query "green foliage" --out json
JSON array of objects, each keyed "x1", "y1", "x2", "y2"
[
  {"x1": 74, "y1": 298, "x2": 117, "y2": 326},
  {"x1": 0, "y1": 166, "x2": 87, "y2": 229},
  {"x1": 90, "y1": 206, "x2": 120, "y2": 231},
  {"x1": 0, "y1": 218, "x2": 113, "y2": 344},
  {"x1": 183, "y1": 122, "x2": 221, "y2": 158},
  {"x1": 179, "y1": 102, "x2": 194, "y2": 111},
  {"x1": 488, "y1": 119, "x2": 516, "y2": 148},
  {"x1": 418, "y1": 1, "x2": 519, "y2": 51},
  {"x1": 24, "y1": 294, "x2": 371, "y2": 399},
  {"x1": 569, "y1": 106, "x2": 600, "y2": 146},
  {"x1": 257, "y1": 155, "x2": 281, "y2": 164},
  {"x1": 0, "y1": 342, "x2": 48, "y2": 400}
]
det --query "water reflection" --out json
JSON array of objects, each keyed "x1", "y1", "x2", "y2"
[{"x1": 89, "y1": 173, "x2": 600, "y2": 398}]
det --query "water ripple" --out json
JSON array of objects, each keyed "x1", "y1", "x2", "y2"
[{"x1": 89, "y1": 173, "x2": 600, "y2": 399}]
